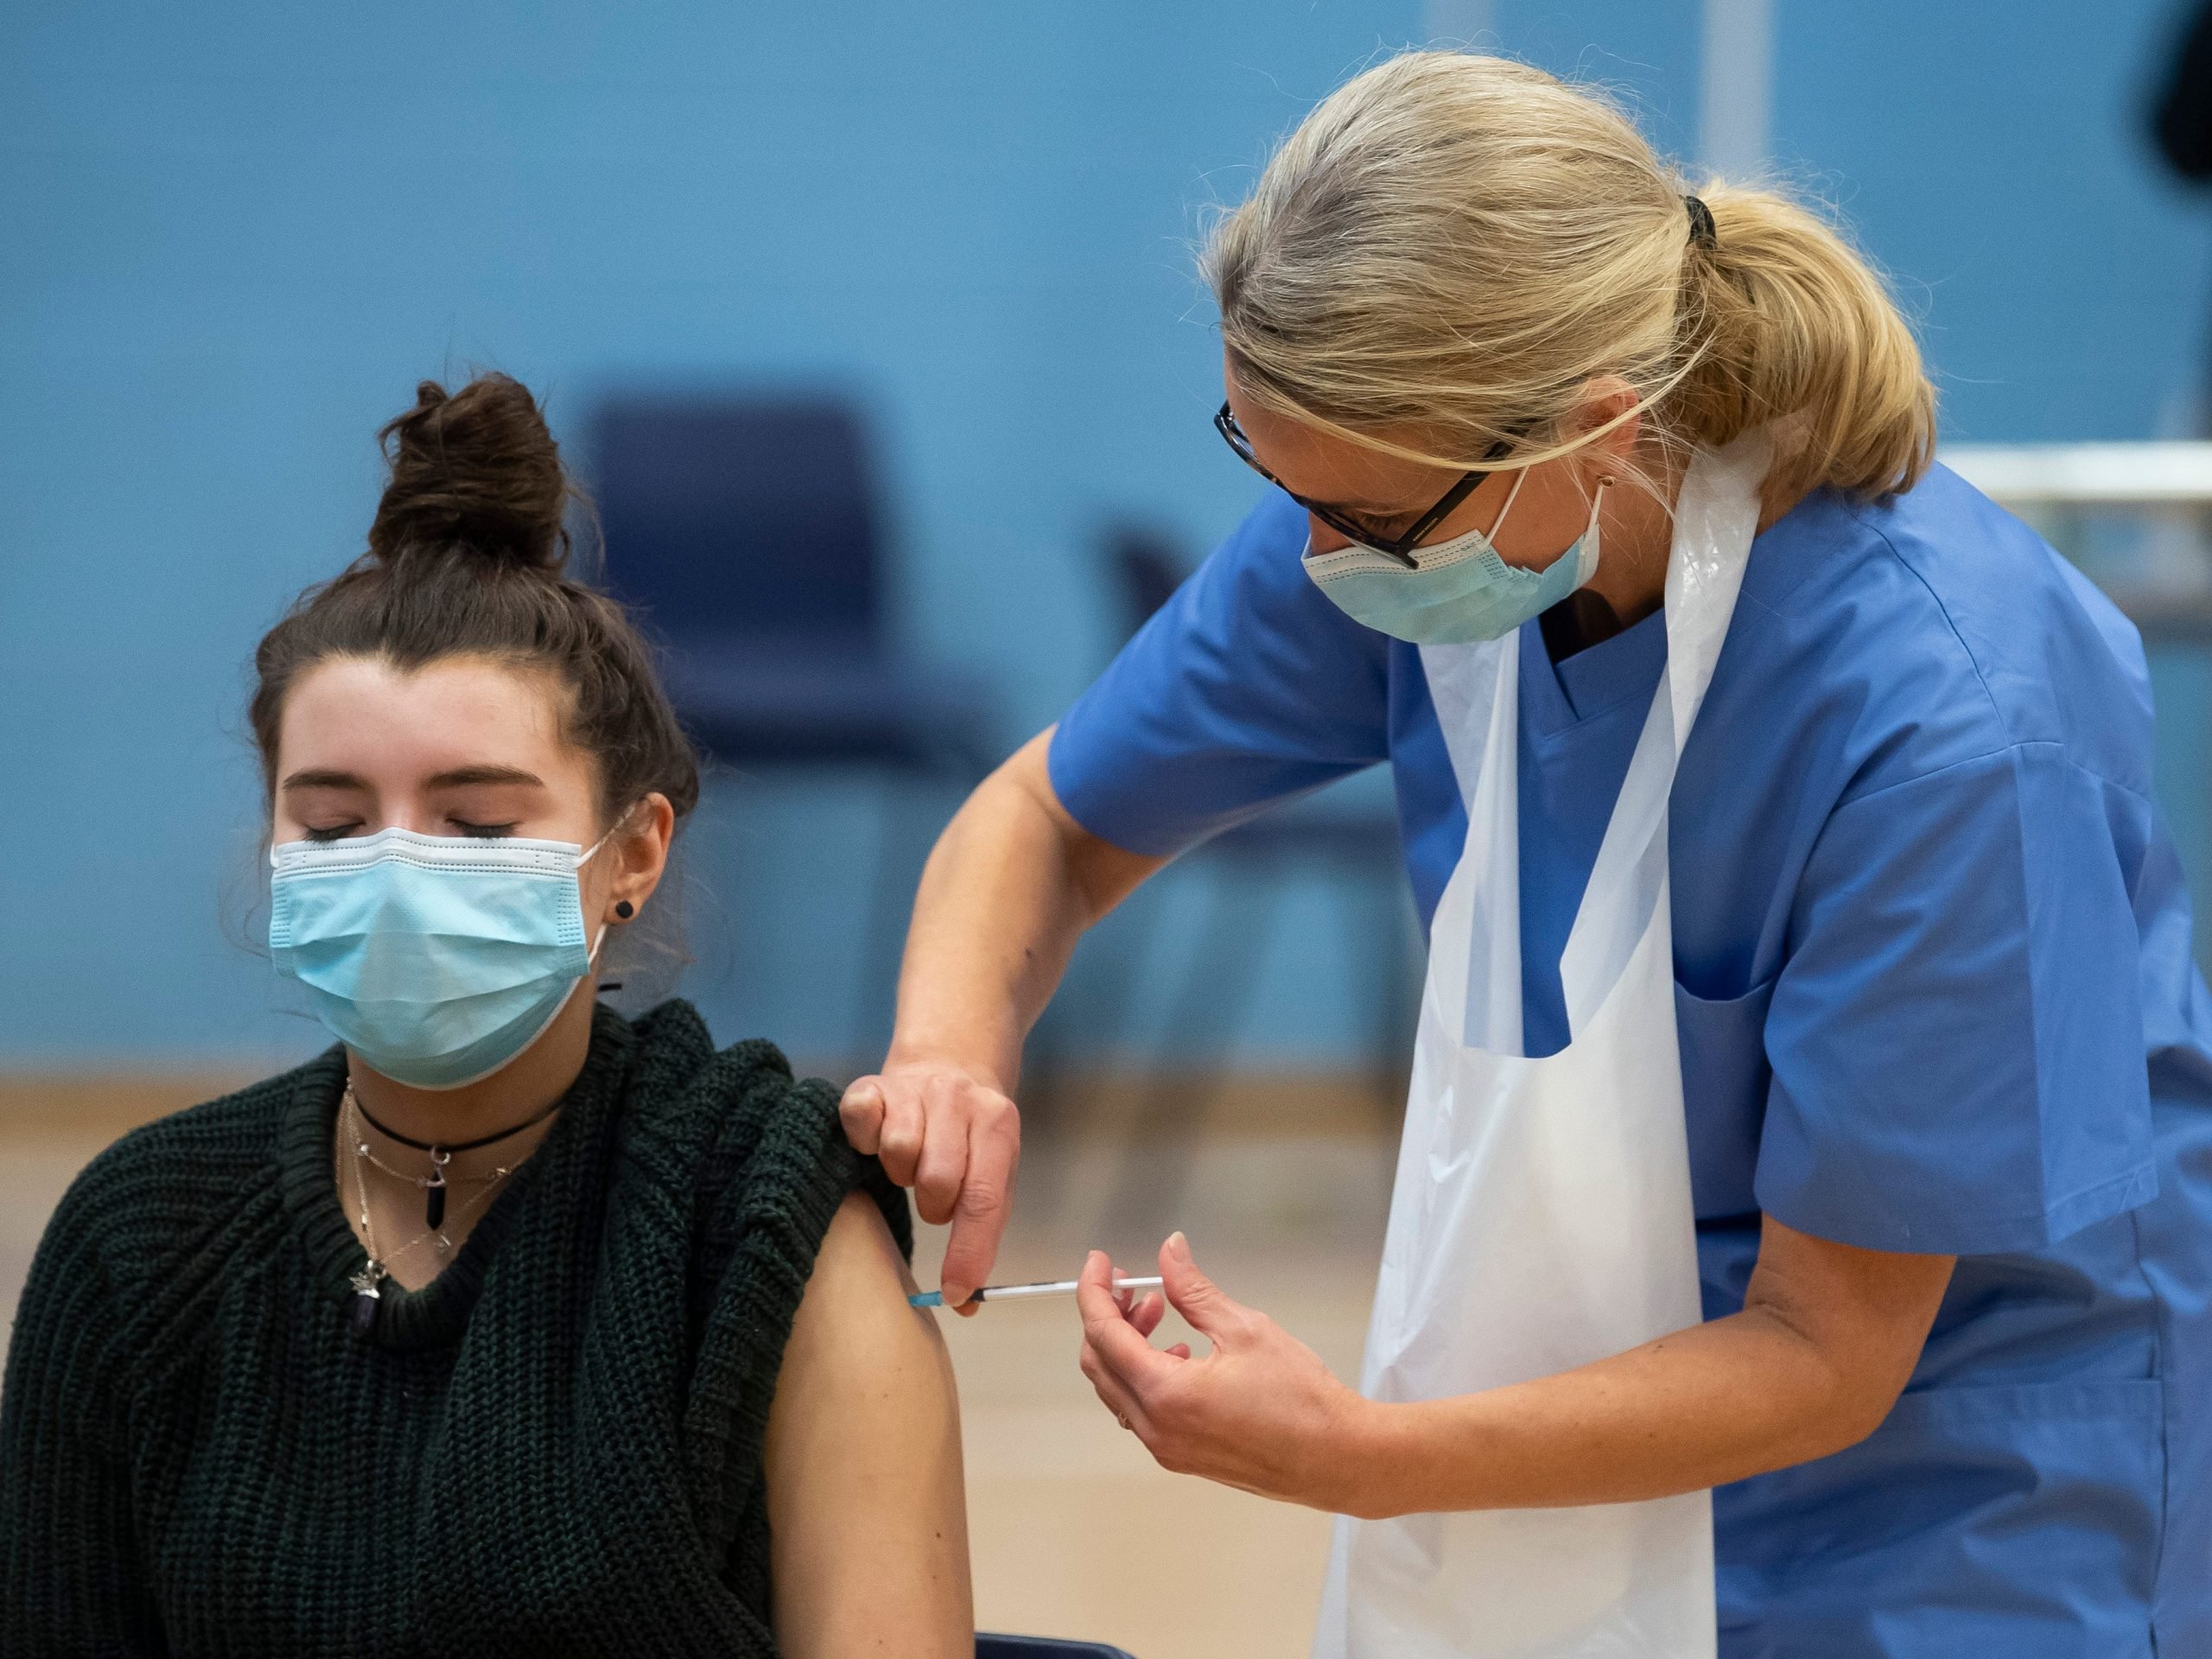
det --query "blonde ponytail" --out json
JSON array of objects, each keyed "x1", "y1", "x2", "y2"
[
  {"x1": 1677, "y1": 185, "x2": 1935, "y2": 500},
  {"x1": 1206, "y1": 52, "x2": 1936, "y2": 504}
]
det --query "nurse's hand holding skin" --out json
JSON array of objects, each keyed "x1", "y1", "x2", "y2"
[
  {"x1": 839, "y1": 740, "x2": 1167, "y2": 1311},
  {"x1": 1078, "y1": 1220, "x2": 1955, "y2": 1516}
]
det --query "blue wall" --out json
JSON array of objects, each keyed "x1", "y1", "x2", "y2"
[{"x1": 5, "y1": 3, "x2": 2210, "y2": 1069}]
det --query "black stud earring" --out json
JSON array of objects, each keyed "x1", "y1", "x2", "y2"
[{"x1": 614, "y1": 900, "x2": 635, "y2": 920}]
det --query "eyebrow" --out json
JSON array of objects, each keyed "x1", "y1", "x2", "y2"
[{"x1": 280, "y1": 765, "x2": 547, "y2": 791}]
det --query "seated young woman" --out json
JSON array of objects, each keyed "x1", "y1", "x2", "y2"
[{"x1": 0, "y1": 373, "x2": 971, "y2": 1656}]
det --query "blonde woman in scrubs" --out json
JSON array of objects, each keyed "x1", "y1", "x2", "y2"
[{"x1": 842, "y1": 52, "x2": 2212, "y2": 1656}]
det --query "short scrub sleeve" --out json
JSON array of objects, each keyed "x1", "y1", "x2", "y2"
[
  {"x1": 1757, "y1": 741, "x2": 2159, "y2": 1255},
  {"x1": 1048, "y1": 492, "x2": 1394, "y2": 855}
]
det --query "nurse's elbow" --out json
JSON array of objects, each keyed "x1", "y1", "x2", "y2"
[
  {"x1": 1747, "y1": 1307, "x2": 1926, "y2": 1468},
  {"x1": 1810, "y1": 1373, "x2": 1911, "y2": 1459}
]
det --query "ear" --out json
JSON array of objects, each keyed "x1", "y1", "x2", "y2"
[
  {"x1": 1568, "y1": 376, "x2": 1644, "y2": 475},
  {"x1": 603, "y1": 792, "x2": 676, "y2": 925}
]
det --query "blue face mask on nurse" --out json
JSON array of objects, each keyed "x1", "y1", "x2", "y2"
[
  {"x1": 1215, "y1": 395, "x2": 1618, "y2": 645},
  {"x1": 1214, "y1": 384, "x2": 1631, "y2": 649}
]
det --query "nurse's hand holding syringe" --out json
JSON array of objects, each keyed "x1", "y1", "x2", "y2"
[
  {"x1": 1077, "y1": 1221, "x2": 1956, "y2": 1519},
  {"x1": 837, "y1": 731, "x2": 1170, "y2": 1314}
]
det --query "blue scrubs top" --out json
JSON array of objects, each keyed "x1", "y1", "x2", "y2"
[{"x1": 1049, "y1": 467, "x2": 2212, "y2": 1656}]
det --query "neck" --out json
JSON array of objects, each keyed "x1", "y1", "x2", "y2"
[
  {"x1": 346, "y1": 982, "x2": 599, "y2": 1160},
  {"x1": 1579, "y1": 451, "x2": 1686, "y2": 632}
]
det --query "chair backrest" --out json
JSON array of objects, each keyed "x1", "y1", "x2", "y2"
[
  {"x1": 976, "y1": 1637, "x2": 1137, "y2": 1659},
  {"x1": 590, "y1": 397, "x2": 884, "y2": 651}
]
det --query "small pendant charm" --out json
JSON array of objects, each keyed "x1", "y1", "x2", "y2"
[
  {"x1": 348, "y1": 1260, "x2": 385, "y2": 1338},
  {"x1": 424, "y1": 1151, "x2": 448, "y2": 1230}
]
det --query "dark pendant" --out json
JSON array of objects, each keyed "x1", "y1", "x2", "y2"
[
  {"x1": 425, "y1": 1175, "x2": 446, "y2": 1230},
  {"x1": 348, "y1": 1262, "x2": 384, "y2": 1338}
]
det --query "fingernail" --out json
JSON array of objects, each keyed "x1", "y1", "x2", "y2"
[{"x1": 1167, "y1": 1230, "x2": 1190, "y2": 1260}]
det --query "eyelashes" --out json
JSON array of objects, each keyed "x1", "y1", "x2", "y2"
[{"x1": 297, "y1": 820, "x2": 518, "y2": 843}]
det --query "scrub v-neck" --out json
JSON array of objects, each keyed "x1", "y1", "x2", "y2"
[{"x1": 1514, "y1": 603, "x2": 1669, "y2": 1054}]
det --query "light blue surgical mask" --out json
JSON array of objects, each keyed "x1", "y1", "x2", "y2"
[
  {"x1": 270, "y1": 826, "x2": 611, "y2": 1090},
  {"x1": 1302, "y1": 474, "x2": 1609, "y2": 645}
]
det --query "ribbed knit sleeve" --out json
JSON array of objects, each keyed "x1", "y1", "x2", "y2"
[
  {"x1": 0, "y1": 1154, "x2": 165, "y2": 1655},
  {"x1": 677, "y1": 1044, "x2": 912, "y2": 1604}
]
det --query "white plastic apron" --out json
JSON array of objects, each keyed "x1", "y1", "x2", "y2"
[{"x1": 1313, "y1": 433, "x2": 1770, "y2": 1659}]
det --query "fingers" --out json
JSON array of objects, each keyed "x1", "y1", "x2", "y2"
[
  {"x1": 838, "y1": 1077, "x2": 887, "y2": 1154},
  {"x1": 1158, "y1": 1230, "x2": 1243, "y2": 1344},
  {"x1": 938, "y1": 1091, "x2": 1018, "y2": 1310},
  {"x1": 874, "y1": 1079, "x2": 928, "y2": 1188},
  {"x1": 912, "y1": 1075, "x2": 970, "y2": 1228},
  {"x1": 1077, "y1": 1250, "x2": 1177, "y2": 1392},
  {"x1": 1128, "y1": 1291, "x2": 1167, "y2": 1340},
  {"x1": 1077, "y1": 1325, "x2": 1149, "y2": 1433},
  {"x1": 1076, "y1": 1252, "x2": 1159, "y2": 1434}
]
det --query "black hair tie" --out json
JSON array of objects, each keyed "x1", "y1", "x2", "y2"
[{"x1": 1684, "y1": 194, "x2": 1718, "y2": 250}]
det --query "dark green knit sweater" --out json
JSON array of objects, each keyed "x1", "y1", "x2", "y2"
[{"x1": 0, "y1": 1000, "x2": 909, "y2": 1657}]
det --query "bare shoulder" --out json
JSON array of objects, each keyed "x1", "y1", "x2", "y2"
[{"x1": 766, "y1": 1192, "x2": 971, "y2": 1658}]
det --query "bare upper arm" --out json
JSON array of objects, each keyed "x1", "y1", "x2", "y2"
[
  {"x1": 999, "y1": 728, "x2": 1168, "y2": 924},
  {"x1": 765, "y1": 1192, "x2": 971, "y2": 1657},
  {"x1": 1743, "y1": 1212, "x2": 1955, "y2": 1448}
]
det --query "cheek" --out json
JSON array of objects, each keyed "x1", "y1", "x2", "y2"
[{"x1": 1306, "y1": 513, "x2": 1352, "y2": 555}]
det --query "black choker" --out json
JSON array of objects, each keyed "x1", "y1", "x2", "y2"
[{"x1": 349, "y1": 1085, "x2": 563, "y2": 1229}]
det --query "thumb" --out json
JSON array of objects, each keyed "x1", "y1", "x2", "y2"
[
  {"x1": 838, "y1": 1077, "x2": 886, "y2": 1153},
  {"x1": 1158, "y1": 1230, "x2": 1239, "y2": 1340}
]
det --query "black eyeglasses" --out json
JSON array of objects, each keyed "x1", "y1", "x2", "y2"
[{"x1": 1213, "y1": 401, "x2": 1517, "y2": 569}]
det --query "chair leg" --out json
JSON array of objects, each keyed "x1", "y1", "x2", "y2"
[
  {"x1": 857, "y1": 772, "x2": 926, "y2": 1080},
  {"x1": 1100, "y1": 851, "x2": 1278, "y2": 1246}
]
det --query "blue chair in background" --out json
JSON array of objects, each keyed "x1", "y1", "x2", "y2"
[
  {"x1": 590, "y1": 397, "x2": 993, "y2": 772},
  {"x1": 977, "y1": 1637, "x2": 1137, "y2": 1658},
  {"x1": 590, "y1": 397, "x2": 996, "y2": 1064}
]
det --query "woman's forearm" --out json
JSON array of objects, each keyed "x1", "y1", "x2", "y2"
[
  {"x1": 1351, "y1": 1306, "x2": 1882, "y2": 1515},
  {"x1": 1341, "y1": 1227, "x2": 1955, "y2": 1517},
  {"x1": 883, "y1": 729, "x2": 1163, "y2": 1090}
]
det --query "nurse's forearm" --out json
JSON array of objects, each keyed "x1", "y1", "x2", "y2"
[
  {"x1": 885, "y1": 729, "x2": 1164, "y2": 1090},
  {"x1": 1342, "y1": 1219, "x2": 1955, "y2": 1516}
]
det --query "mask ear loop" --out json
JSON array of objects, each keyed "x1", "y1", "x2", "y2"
[
  {"x1": 1480, "y1": 466, "x2": 1533, "y2": 545},
  {"x1": 579, "y1": 804, "x2": 641, "y2": 993},
  {"x1": 1577, "y1": 475, "x2": 1615, "y2": 584}
]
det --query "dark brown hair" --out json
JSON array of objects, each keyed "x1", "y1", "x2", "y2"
[{"x1": 250, "y1": 373, "x2": 701, "y2": 827}]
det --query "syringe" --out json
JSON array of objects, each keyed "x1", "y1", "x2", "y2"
[{"x1": 909, "y1": 1274, "x2": 1165, "y2": 1309}]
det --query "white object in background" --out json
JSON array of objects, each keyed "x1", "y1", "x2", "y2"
[
  {"x1": 1942, "y1": 442, "x2": 2212, "y2": 508},
  {"x1": 1311, "y1": 431, "x2": 1770, "y2": 1659},
  {"x1": 1423, "y1": 0, "x2": 1494, "y2": 48},
  {"x1": 1700, "y1": 0, "x2": 1772, "y2": 177}
]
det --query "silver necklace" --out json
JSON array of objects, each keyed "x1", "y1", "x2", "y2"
[{"x1": 343, "y1": 1091, "x2": 518, "y2": 1338}]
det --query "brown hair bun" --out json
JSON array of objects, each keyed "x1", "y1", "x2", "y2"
[{"x1": 366, "y1": 374, "x2": 572, "y2": 571}]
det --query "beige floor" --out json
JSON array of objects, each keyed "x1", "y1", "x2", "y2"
[{"x1": 0, "y1": 1088, "x2": 1395, "y2": 1659}]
